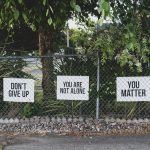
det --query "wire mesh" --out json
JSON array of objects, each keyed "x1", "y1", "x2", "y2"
[
  {"x1": 0, "y1": 55, "x2": 97, "y2": 118},
  {"x1": 99, "y1": 59, "x2": 150, "y2": 119},
  {"x1": 0, "y1": 55, "x2": 149, "y2": 119}
]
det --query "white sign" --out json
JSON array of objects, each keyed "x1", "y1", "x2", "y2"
[
  {"x1": 57, "y1": 76, "x2": 89, "y2": 100},
  {"x1": 3, "y1": 78, "x2": 34, "y2": 102},
  {"x1": 117, "y1": 77, "x2": 150, "y2": 102}
]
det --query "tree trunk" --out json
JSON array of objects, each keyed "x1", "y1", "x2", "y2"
[{"x1": 38, "y1": 26, "x2": 55, "y2": 101}]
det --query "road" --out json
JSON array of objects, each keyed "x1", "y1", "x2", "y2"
[{"x1": 4, "y1": 135, "x2": 150, "y2": 150}]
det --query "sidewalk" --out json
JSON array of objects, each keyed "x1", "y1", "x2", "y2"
[{"x1": 3, "y1": 134, "x2": 150, "y2": 150}]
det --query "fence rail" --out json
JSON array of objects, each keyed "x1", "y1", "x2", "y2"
[{"x1": 0, "y1": 55, "x2": 150, "y2": 119}]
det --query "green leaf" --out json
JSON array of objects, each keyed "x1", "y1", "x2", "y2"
[
  {"x1": 9, "y1": 19, "x2": 13, "y2": 25},
  {"x1": 102, "y1": 1, "x2": 109, "y2": 10},
  {"x1": 53, "y1": 22, "x2": 56, "y2": 29},
  {"x1": 135, "y1": 61, "x2": 142, "y2": 72},
  {"x1": 102, "y1": 1, "x2": 110, "y2": 16},
  {"x1": 49, "y1": 5, "x2": 54, "y2": 13},
  {"x1": 18, "y1": 0, "x2": 23, "y2": 4},
  {"x1": 129, "y1": 32, "x2": 134, "y2": 37},
  {"x1": 98, "y1": 0, "x2": 104, "y2": 6},
  {"x1": 36, "y1": 15, "x2": 42, "y2": 23},
  {"x1": 70, "y1": 0, "x2": 76, "y2": 8},
  {"x1": 14, "y1": 9, "x2": 19, "y2": 20},
  {"x1": 46, "y1": 9, "x2": 49, "y2": 16},
  {"x1": 43, "y1": 0, "x2": 46, "y2": 6},
  {"x1": 97, "y1": 7, "x2": 101, "y2": 14},
  {"x1": 125, "y1": 34, "x2": 129, "y2": 39},
  {"x1": 127, "y1": 43, "x2": 134, "y2": 49},
  {"x1": 56, "y1": 17, "x2": 61, "y2": 24},
  {"x1": 5, "y1": 1, "x2": 10, "y2": 8},
  {"x1": 48, "y1": 18, "x2": 52, "y2": 25},
  {"x1": 102, "y1": 9, "x2": 105, "y2": 18},
  {"x1": 30, "y1": 24, "x2": 36, "y2": 31},
  {"x1": 99, "y1": 18, "x2": 104, "y2": 26},
  {"x1": 22, "y1": 13, "x2": 28, "y2": 23},
  {"x1": 75, "y1": 5, "x2": 81, "y2": 12}
]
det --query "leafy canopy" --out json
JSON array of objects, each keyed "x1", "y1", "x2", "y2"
[{"x1": 0, "y1": 0, "x2": 108, "y2": 31}]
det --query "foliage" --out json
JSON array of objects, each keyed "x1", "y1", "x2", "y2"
[
  {"x1": 0, "y1": 0, "x2": 100, "y2": 31},
  {"x1": 23, "y1": 103, "x2": 34, "y2": 118},
  {"x1": 0, "y1": 58, "x2": 35, "y2": 117},
  {"x1": 41, "y1": 48, "x2": 97, "y2": 117},
  {"x1": 68, "y1": 20, "x2": 150, "y2": 118},
  {"x1": 0, "y1": 0, "x2": 149, "y2": 118},
  {"x1": 0, "y1": 0, "x2": 149, "y2": 63},
  {"x1": 70, "y1": 20, "x2": 149, "y2": 72},
  {"x1": 23, "y1": 103, "x2": 40, "y2": 118},
  {"x1": 109, "y1": 0, "x2": 150, "y2": 70}
]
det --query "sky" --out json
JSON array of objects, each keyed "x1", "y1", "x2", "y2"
[
  {"x1": 68, "y1": 16, "x2": 98, "y2": 29},
  {"x1": 68, "y1": 16, "x2": 112, "y2": 29}
]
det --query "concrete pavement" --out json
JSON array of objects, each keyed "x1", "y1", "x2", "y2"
[{"x1": 4, "y1": 135, "x2": 150, "y2": 150}]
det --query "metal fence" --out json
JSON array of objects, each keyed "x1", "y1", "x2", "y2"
[{"x1": 0, "y1": 54, "x2": 150, "y2": 119}]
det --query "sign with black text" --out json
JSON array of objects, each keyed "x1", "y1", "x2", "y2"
[
  {"x1": 3, "y1": 78, "x2": 34, "y2": 102},
  {"x1": 57, "y1": 76, "x2": 89, "y2": 100},
  {"x1": 117, "y1": 77, "x2": 150, "y2": 101}
]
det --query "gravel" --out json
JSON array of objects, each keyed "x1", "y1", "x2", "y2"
[{"x1": 0, "y1": 117, "x2": 149, "y2": 136}]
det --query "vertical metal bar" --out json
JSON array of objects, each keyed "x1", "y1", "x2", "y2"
[
  {"x1": 66, "y1": 24, "x2": 69, "y2": 47},
  {"x1": 96, "y1": 51, "x2": 100, "y2": 119}
]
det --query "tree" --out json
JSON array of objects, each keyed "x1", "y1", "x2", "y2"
[
  {"x1": 69, "y1": 26, "x2": 150, "y2": 118},
  {"x1": 109, "y1": 0, "x2": 150, "y2": 69},
  {"x1": 0, "y1": 0, "x2": 101, "y2": 100},
  {"x1": 70, "y1": 0, "x2": 150, "y2": 71},
  {"x1": 1, "y1": 0, "x2": 149, "y2": 101}
]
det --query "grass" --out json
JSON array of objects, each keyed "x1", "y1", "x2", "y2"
[{"x1": 0, "y1": 145, "x2": 2, "y2": 150}]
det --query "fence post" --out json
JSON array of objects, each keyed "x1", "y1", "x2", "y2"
[{"x1": 96, "y1": 50, "x2": 100, "y2": 119}]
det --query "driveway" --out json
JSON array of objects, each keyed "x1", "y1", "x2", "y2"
[{"x1": 4, "y1": 134, "x2": 150, "y2": 150}]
